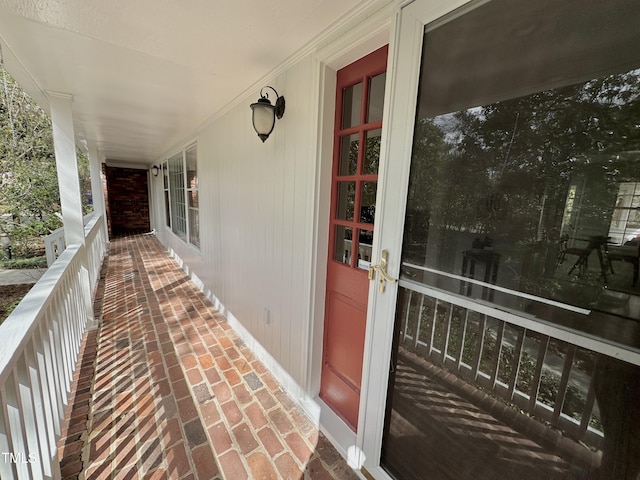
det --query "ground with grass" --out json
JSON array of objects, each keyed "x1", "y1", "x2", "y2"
[{"x1": 0, "y1": 283, "x2": 33, "y2": 324}]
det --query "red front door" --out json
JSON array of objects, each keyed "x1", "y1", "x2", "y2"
[{"x1": 320, "y1": 46, "x2": 388, "y2": 431}]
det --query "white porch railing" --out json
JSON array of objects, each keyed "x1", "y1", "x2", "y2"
[
  {"x1": 44, "y1": 213, "x2": 96, "y2": 267},
  {"x1": 397, "y1": 275, "x2": 608, "y2": 451},
  {"x1": 43, "y1": 228, "x2": 65, "y2": 267},
  {"x1": 0, "y1": 213, "x2": 107, "y2": 479},
  {"x1": 83, "y1": 214, "x2": 108, "y2": 292}
]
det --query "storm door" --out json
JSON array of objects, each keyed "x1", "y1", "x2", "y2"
[{"x1": 357, "y1": 0, "x2": 640, "y2": 479}]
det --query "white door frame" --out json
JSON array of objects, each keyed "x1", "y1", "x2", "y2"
[
  {"x1": 355, "y1": 1, "x2": 473, "y2": 478},
  {"x1": 306, "y1": 0, "x2": 397, "y2": 462}
]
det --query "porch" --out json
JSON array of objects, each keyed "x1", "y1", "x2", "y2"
[
  {"x1": 3, "y1": 220, "x2": 609, "y2": 480},
  {"x1": 3, "y1": 228, "x2": 607, "y2": 480},
  {"x1": 54, "y1": 232, "x2": 359, "y2": 479}
]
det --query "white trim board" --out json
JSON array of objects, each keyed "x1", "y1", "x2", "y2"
[
  {"x1": 169, "y1": 247, "x2": 377, "y2": 477},
  {"x1": 181, "y1": 258, "x2": 320, "y2": 427},
  {"x1": 169, "y1": 247, "x2": 322, "y2": 422}
]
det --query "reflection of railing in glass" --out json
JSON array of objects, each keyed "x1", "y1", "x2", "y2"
[
  {"x1": 396, "y1": 283, "x2": 604, "y2": 450},
  {"x1": 393, "y1": 278, "x2": 640, "y2": 478}
]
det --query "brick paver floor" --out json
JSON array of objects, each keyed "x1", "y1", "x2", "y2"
[{"x1": 57, "y1": 233, "x2": 360, "y2": 480}]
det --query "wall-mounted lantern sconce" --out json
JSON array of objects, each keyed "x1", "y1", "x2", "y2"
[
  {"x1": 151, "y1": 165, "x2": 160, "y2": 177},
  {"x1": 250, "y1": 86, "x2": 285, "y2": 143}
]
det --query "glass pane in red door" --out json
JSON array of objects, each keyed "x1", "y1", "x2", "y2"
[
  {"x1": 360, "y1": 182, "x2": 377, "y2": 224},
  {"x1": 364, "y1": 129, "x2": 382, "y2": 175},
  {"x1": 367, "y1": 73, "x2": 386, "y2": 123},
  {"x1": 358, "y1": 228, "x2": 374, "y2": 270},
  {"x1": 339, "y1": 134, "x2": 359, "y2": 176},
  {"x1": 336, "y1": 182, "x2": 356, "y2": 221},
  {"x1": 334, "y1": 226, "x2": 353, "y2": 264},
  {"x1": 342, "y1": 82, "x2": 363, "y2": 128}
]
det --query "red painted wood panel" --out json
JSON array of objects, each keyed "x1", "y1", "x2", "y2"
[{"x1": 320, "y1": 45, "x2": 388, "y2": 431}]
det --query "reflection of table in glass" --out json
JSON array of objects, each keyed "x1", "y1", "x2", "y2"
[
  {"x1": 607, "y1": 242, "x2": 640, "y2": 287},
  {"x1": 460, "y1": 249, "x2": 501, "y2": 300},
  {"x1": 565, "y1": 235, "x2": 611, "y2": 281}
]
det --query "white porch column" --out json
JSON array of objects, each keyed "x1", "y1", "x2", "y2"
[
  {"x1": 48, "y1": 92, "x2": 97, "y2": 330},
  {"x1": 87, "y1": 141, "x2": 109, "y2": 238},
  {"x1": 48, "y1": 92, "x2": 85, "y2": 246}
]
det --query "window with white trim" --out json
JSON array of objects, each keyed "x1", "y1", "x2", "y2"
[
  {"x1": 162, "y1": 160, "x2": 170, "y2": 228},
  {"x1": 608, "y1": 182, "x2": 640, "y2": 244},
  {"x1": 186, "y1": 145, "x2": 200, "y2": 248},
  {"x1": 163, "y1": 144, "x2": 199, "y2": 248}
]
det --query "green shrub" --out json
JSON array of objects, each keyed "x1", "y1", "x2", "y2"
[{"x1": 0, "y1": 255, "x2": 47, "y2": 269}]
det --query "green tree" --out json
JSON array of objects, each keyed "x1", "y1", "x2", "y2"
[{"x1": 0, "y1": 62, "x2": 92, "y2": 258}]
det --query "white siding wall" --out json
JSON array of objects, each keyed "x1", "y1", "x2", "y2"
[
  {"x1": 155, "y1": 54, "x2": 319, "y2": 390},
  {"x1": 149, "y1": 3, "x2": 395, "y2": 416}
]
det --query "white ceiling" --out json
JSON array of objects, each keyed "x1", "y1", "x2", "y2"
[{"x1": 0, "y1": 0, "x2": 375, "y2": 166}]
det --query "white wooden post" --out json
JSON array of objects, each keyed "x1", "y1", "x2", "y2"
[
  {"x1": 87, "y1": 141, "x2": 109, "y2": 239},
  {"x1": 48, "y1": 92, "x2": 97, "y2": 331},
  {"x1": 48, "y1": 93, "x2": 84, "y2": 247}
]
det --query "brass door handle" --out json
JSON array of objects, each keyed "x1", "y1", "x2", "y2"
[{"x1": 368, "y1": 249, "x2": 397, "y2": 293}]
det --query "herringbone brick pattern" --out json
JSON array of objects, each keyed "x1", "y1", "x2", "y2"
[{"x1": 57, "y1": 233, "x2": 360, "y2": 480}]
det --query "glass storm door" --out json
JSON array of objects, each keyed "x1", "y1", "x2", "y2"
[
  {"x1": 360, "y1": 1, "x2": 640, "y2": 479},
  {"x1": 320, "y1": 45, "x2": 388, "y2": 431}
]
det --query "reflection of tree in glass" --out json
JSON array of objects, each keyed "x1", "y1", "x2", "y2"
[
  {"x1": 361, "y1": 182, "x2": 377, "y2": 223},
  {"x1": 418, "y1": 70, "x2": 639, "y2": 236},
  {"x1": 337, "y1": 182, "x2": 356, "y2": 220},
  {"x1": 364, "y1": 133, "x2": 381, "y2": 174},
  {"x1": 346, "y1": 136, "x2": 358, "y2": 175},
  {"x1": 404, "y1": 68, "x2": 640, "y2": 298}
]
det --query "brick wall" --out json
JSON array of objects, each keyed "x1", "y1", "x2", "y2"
[{"x1": 104, "y1": 166, "x2": 150, "y2": 236}]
